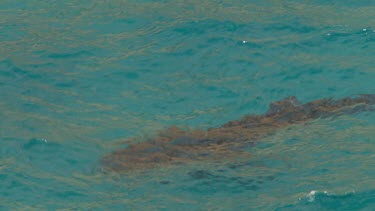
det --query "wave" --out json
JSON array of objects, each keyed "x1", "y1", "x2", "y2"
[{"x1": 278, "y1": 189, "x2": 375, "y2": 210}]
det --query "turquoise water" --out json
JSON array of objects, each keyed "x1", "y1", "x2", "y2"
[{"x1": 1, "y1": 0, "x2": 375, "y2": 210}]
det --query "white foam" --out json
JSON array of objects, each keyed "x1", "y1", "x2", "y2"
[{"x1": 300, "y1": 190, "x2": 328, "y2": 202}]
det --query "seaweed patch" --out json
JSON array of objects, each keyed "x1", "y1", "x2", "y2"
[{"x1": 102, "y1": 95, "x2": 375, "y2": 172}]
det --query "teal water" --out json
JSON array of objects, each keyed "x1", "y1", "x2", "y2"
[{"x1": 1, "y1": 0, "x2": 375, "y2": 210}]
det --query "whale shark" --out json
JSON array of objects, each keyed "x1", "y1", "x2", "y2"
[{"x1": 102, "y1": 94, "x2": 375, "y2": 172}]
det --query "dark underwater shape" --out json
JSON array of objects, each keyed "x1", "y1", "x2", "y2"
[{"x1": 102, "y1": 94, "x2": 375, "y2": 172}]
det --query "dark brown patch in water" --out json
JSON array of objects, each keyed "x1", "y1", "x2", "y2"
[{"x1": 102, "y1": 95, "x2": 375, "y2": 172}]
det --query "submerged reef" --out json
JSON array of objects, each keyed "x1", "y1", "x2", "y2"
[{"x1": 102, "y1": 95, "x2": 375, "y2": 172}]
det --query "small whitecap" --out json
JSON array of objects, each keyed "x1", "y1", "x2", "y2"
[
  {"x1": 242, "y1": 40, "x2": 247, "y2": 43},
  {"x1": 363, "y1": 28, "x2": 367, "y2": 31},
  {"x1": 304, "y1": 190, "x2": 330, "y2": 202},
  {"x1": 306, "y1": 190, "x2": 317, "y2": 202}
]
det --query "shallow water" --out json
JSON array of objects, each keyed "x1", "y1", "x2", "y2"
[{"x1": 1, "y1": 0, "x2": 375, "y2": 210}]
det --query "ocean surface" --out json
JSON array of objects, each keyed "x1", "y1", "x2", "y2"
[{"x1": 1, "y1": 0, "x2": 375, "y2": 210}]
